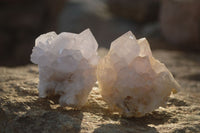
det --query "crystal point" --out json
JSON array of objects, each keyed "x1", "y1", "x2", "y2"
[
  {"x1": 31, "y1": 29, "x2": 98, "y2": 107},
  {"x1": 97, "y1": 31, "x2": 181, "y2": 117}
]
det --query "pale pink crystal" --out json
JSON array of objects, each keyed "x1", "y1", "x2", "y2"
[{"x1": 97, "y1": 31, "x2": 180, "y2": 117}]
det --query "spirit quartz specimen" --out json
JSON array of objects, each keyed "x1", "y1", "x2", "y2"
[
  {"x1": 31, "y1": 29, "x2": 98, "y2": 107},
  {"x1": 97, "y1": 31, "x2": 181, "y2": 117}
]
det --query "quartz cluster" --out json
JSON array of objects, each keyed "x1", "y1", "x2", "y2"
[
  {"x1": 31, "y1": 29, "x2": 98, "y2": 107},
  {"x1": 97, "y1": 31, "x2": 180, "y2": 117}
]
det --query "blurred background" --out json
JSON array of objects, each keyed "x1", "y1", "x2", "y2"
[{"x1": 0, "y1": 0, "x2": 200, "y2": 66}]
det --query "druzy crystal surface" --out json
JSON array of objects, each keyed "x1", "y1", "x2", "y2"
[
  {"x1": 97, "y1": 31, "x2": 180, "y2": 117},
  {"x1": 31, "y1": 29, "x2": 98, "y2": 107}
]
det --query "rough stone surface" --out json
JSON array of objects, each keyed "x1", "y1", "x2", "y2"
[
  {"x1": 107, "y1": 0, "x2": 160, "y2": 23},
  {"x1": 0, "y1": 50, "x2": 200, "y2": 132},
  {"x1": 160, "y1": 0, "x2": 200, "y2": 50}
]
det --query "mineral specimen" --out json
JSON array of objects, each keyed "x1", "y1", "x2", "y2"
[
  {"x1": 97, "y1": 31, "x2": 181, "y2": 117},
  {"x1": 31, "y1": 29, "x2": 99, "y2": 107}
]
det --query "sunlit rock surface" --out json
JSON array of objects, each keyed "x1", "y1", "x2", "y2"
[
  {"x1": 31, "y1": 29, "x2": 98, "y2": 107},
  {"x1": 1, "y1": 50, "x2": 200, "y2": 132},
  {"x1": 97, "y1": 31, "x2": 181, "y2": 117}
]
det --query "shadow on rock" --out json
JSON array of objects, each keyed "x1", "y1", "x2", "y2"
[
  {"x1": 93, "y1": 110, "x2": 171, "y2": 133},
  {"x1": 3, "y1": 95, "x2": 84, "y2": 133},
  {"x1": 93, "y1": 123, "x2": 158, "y2": 133},
  {"x1": 167, "y1": 97, "x2": 189, "y2": 107},
  {"x1": 93, "y1": 111, "x2": 165, "y2": 133},
  {"x1": 130, "y1": 110, "x2": 172, "y2": 125},
  {"x1": 93, "y1": 106, "x2": 172, "y2": 133}
]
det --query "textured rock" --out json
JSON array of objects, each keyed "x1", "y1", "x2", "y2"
[
  {"x1": 160, "y1": 0, "x2": 200, "y2": 49},
  {"x1": 108, "y1": 0, "x2": 160, "y2": 23},
  {"x1": 0, "y1": 50, "x2": 200, "y2": 132},
  {"x1": 31, "y1": 29, "x2": 98, "y2": 107},
  {"x1": 97, "y1": 31, "x2": 180, "y2": 117}
]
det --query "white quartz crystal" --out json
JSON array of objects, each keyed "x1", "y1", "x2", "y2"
[
  {"x1": 97, "y1": 31, "x2": 181, "y2": 117},
  {"x1": 31, "y1": 29, "x2": 99, "y2": 107}
]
